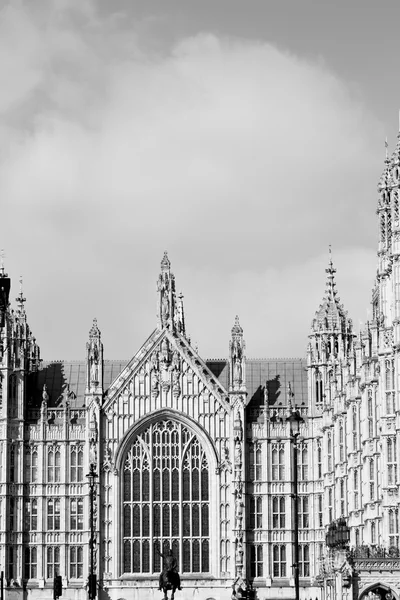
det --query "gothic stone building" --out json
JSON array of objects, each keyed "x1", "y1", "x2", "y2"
[{"x1": 2, "y1": 133, "x2": 400, "y2": 600}]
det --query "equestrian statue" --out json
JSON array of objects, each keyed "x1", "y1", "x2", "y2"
[{"x1": 158, "y1": 548, "x2": 182, "y2": 600}]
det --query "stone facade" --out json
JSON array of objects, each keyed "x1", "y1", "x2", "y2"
[{"x1": 2, "y1": 130, "x2": 400, "y2": 600}]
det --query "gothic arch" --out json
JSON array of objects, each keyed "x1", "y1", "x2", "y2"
[
  {"x1": 114, "y1": 408, "x2": 220, "y2": 578},
  {"x1": 114, "y1": 408, "x2": 219, "y2": 474},
  {"x1": 359, "y1": 583, "x2": 399, "y2": 599}
]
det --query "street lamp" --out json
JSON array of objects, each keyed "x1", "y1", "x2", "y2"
[
  {"x1": 86, "y1": 463, "x2": 98, "y2": 600},
  {"x1": 286, "y1": 402, "x2": 304, "y2": 600}
]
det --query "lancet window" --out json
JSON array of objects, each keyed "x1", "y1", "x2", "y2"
[
  {"x1": 354, "y1": 469, "x2": 359, "y2": 510},
  {"x1": 327, "y1": 433, "x2": 333, "y2": 472},
  {"x1": 47, "y1": 447, "x2": 60, "y2": 483},
  {"x1": 47, "y1": 546, "x2": 60, "y2": 579},
  {"x1": 367, "y1": 389, "x2": 374, "y2": 438},
  {"x1": 24, "y1": 498, "x2": 38, "y2": 531},
  {"x1": 299, "y1": 544, "x2": 310, "y2": 577},
  {"x1": 70, "y1": 546, "x2": 84, "y2": 578},
  {"x1": 250, "y1": 496, "x2": 262, "y2": 529},
  {"x1": 272, "y1": 496, "x2": 285, "y2": 529},
  {"x1": 338, "y1": 421, "x2": 345, "y2": 463},
  {"x1": 297, "y1": 443, "x2": 308, "y2": 480},
  {"x1": 249, "y1": 443, "x2": 262, "y2": 480},
  {"x1": 122, "y1": 419, "x2": 210, "y2": 575},
  {"x1": 317, "y1": 441, "x2": 322, "y2": 478},
  {"x1": 315, "y1": 371, "x2": 323, "y2": 404},
  {"x1": 385, "y1": 359, "x2": 396, "y2": 415},
  {"x1": 389, "y1": 509, "x2": 399, "y2": 548},
  {"x1": 271, "y1": 444, "x2": 285, "y2": 481},
  {"x1": 272, "y1": 545, "x2": 286, "y2": 578},
  {"x1": 70, "y1": 446, "x2": 83, "y2": 482},
  {"x1": 25, "y1": 446, "x2": 38, "y2": 483},
  {"x1": 250, "y1": 545, "x2": 263, "y2": 578},
  {"x1": 388, "y1": 437, "x2": 397, "y2": 487},
  {"x1": 24, "y1": 547, "x2": 37, "y2": 579}
]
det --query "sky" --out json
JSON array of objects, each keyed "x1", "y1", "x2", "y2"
[{"x1": 1, "y1": 0, "x2": 400, "y2": 360}]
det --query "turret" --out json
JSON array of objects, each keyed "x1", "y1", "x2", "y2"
[
  {"x1": 157, "y1": 252, "x2": 186, "y2": 336},
  {"x1": 308, "y1": 251, "x2": 354, "y2": 411}
]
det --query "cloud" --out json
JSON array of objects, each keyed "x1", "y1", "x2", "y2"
[{"x1": 0, "y1": 0, "x2": 383, "y2": 360}]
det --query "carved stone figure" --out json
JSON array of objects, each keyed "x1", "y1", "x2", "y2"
[{"x1": 89, "y1": 342, "x2": 99, "y2": 383}]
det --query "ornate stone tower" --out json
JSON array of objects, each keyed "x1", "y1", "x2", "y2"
[
  {"x1": 307, "y1": 252, "x2": 354, "y2": 415},
  {"x1": 0, "y1": 269, "x2": 40, "y2": 586}
]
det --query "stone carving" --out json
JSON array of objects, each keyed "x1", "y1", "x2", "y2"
[{"x1": 89, "y1": 342, "x2": 99, "y2": 384}]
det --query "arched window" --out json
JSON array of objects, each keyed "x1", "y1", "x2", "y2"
[
  {"x1": 315, "y1": 372, "x2": 323, "y2": 404},
  {"x1": 352, "y1": 407, "x2": 358, "y2": 451},
  {"x1": 48, "y1": 447, "x2": 61, "y2": 483},
  {"x1": 338, "y1": 421, "x2": 344, "y2": 462},
  {"x1": 388, "y1": 437, "x2": 398, "y2": 486},
  {"x1": 297, "y1": 443, "x2": 308, "y2": 480},
  {"x1": 272, "y1": 545, "x2": 286, "y2": 578},
  {"x1": 369, "y1": 459, "x2": 375, "y2": 500},
  {"x1": 122, "y1": 419, "x2": 210, "y2": 575},
  {"x1": 327, "y1": 433, "x2": 332, "y2": 471},
  {"x1": 389, "y1": 509, "x2": 399, "y2": 548},
  {"x1": 354, "y1": 469, "x2": 359, "y2": 510},
  {"x1": 24, "y1": 547, "x2": 37, "y2": 579},
  {"x1": 272, "y1": 497, "x2": 285, "y2": 528},
  {"x1": 70, "y1": 446, "x2": 83, "y2": 482},
  {"x1": 371, "y1": 521, "x2": 376, "y2": 545},
  {"x1": 317, "y1": 441, "x2": 322, "y2": 478},
  {"x1": 355, "y1": 528, "x2": 360, "y2": 547},
  {"x1": 367, "y1": 389, "x2": 374, "y2": 438}
]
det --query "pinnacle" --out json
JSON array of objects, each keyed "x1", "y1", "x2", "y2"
[
  {"x1": 313, "y1": 251, "x2": 349, "y2": 331},
  {"x1": 231, "y1": 315, "x2": 243, "y2": 336},
  {"x1": 161, "y1": 251, "x2": 171, "y2": 272},
  {"x1": 89, "y1": 317, "x2": 101, "y2": 338},
  {"x1": 16, "y1": 276, "x2": 26, "y2": 313},
  {"x1": 0, "y1": 250, "x2": 7, "y2": 278}
]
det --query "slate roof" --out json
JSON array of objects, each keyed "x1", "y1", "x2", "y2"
[
  {"x1": 28, "y1": 357, "x2": 308, "y2": 409},
  {"x1": 206, "y1": 358, "x2": 308, "y2": 408}
]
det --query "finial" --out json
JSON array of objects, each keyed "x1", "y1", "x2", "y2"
[
  {"x1": 231, "y1": 315, "x2": 243, "y2": 336},
  {"x1": 89, "y1": 317, "x2": 101, "y2": 338},
  {"x1": 385, "y1": 136, "x2": 389, "y2": 162},
  {"x1": 16, "y1": 276, "x2": 26, "y2": 308},
  {"x1": 161, "y1": 251, "x2": 171, "y2": 272},
  {"x1": 398, "y1": 109, "x2": 400, "y2": 137}
]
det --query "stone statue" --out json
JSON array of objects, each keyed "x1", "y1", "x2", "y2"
[
  {"x1": 158, "y1": 548, "x2": 181, "y2": 599},
  {"x1": 89, "y1": 342, "x2": 99, "y2": 383}
]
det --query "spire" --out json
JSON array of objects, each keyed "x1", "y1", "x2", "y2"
[
  {"x1": 89, "y1": 317, "x2": 101, "y2": 339},
  {"x1": 231, "y1": 315, "x2": 243, "y2": 337},
  {"x1": 161, "y1": 251, "x2": 171, "y2": 272},
  {"x1": 156, "y1": 253, "x2": 186, "y2": 335},
  {"x1": 311, "y1": 249, "x2": 352, "y2": 335}
]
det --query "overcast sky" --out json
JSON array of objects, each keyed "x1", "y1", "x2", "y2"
[{"x1": 1, "y1": 0, "x2": 400, "y2": 360}]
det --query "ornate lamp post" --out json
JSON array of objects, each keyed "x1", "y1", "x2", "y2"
[
  {"x1": 286, "y1": 403, "x2": 304, "y2": 600},
  {"x1": 86, "y1": 463, "x2": 98, "y2": 600}
]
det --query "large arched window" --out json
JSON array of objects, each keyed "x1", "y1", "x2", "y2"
[{"x1": 122, "y1": 419, "x2": 210, "y2": 575}]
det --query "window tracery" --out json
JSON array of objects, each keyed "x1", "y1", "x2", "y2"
[{"x1": 122, "y1": 419, "x2": 210, "y2": 574}]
